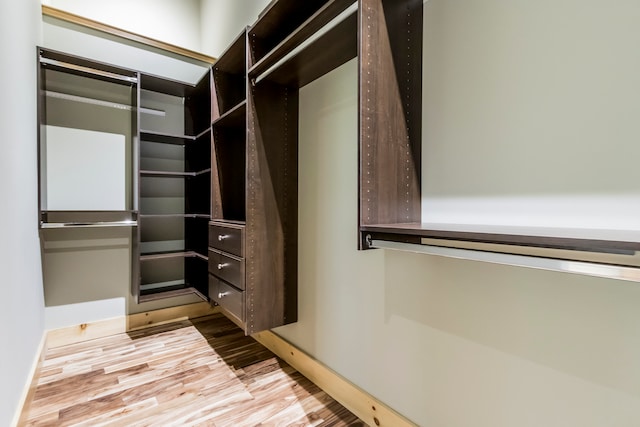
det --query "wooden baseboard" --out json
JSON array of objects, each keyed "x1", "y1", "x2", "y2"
[
  {"x1": 13, "y1": 334, "x2": 47, "y2": 427},
  {"x1": 46, "y1": 302, "x2": 218, "y2": 349},
  {"x1": 252, "y1": 331, "x2": 418, "y2": 427}
]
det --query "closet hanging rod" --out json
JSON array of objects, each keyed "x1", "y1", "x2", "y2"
[
  {"x1": 369, "y1": 239, "x2": 640, "y2": 283},
  {"x1": 41, "y1": 220, "x2": 138, "y2": 229},
  {"x1": 40, "y1": 57, "x2": 138, "y2": 84},
  {"x1": 253, "y1": 1, "x2": 358, "y2": 85},
  {"x1": 43, "y1": 90, "x2": 165, "y2": 116},
  {"x1": 44, "y1": 90, "x2": 132, "y2": 111}
]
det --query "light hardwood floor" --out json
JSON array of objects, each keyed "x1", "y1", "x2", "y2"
[{"x1": 22, "y1": 313, "x2": 364, "y2": 426}]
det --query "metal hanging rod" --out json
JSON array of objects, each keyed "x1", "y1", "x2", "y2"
[
  {"x1": 44, "y1": 90, "x2": 165, "y2": 116},
  {"x1": 369, "y1": 239, "x2": 640, "y2": 283},
  {"x1": 254, "y1": 1, "x2": 358, "y2": 85},
  {"x1": 40, "y1": 57, "x2": 138, "y2": 83},
  {"x1": 44, "y1": 90, "x2": 132, "y2": 111},
  {"x1": 41, "y1": 220, "x2": 138, "y2": 229}
]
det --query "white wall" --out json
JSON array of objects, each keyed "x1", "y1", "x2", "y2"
[
  {"x1": 421, "y1": 0, "x2": 640, "y2": 233},
  {"x1": 42, "y1": 18, "x2": 209, "y2": 84},
  {"x1": 44, "y1": 0, "x2": 273, "y2": 58},
  {"x1": 45, "y1": 0, "x2": 202, "y2": 52},
  {"x1": 277, "y1": 58, "x2": 640, "y2": 426},
  {"x1": 200, "y1": 0, "x2": 271, "y2": 57},
  {"x1": 0, "y1": 0, "x2": 45, "y2": 425}
]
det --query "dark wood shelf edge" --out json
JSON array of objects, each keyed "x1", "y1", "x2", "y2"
[
  {"x1": 360, "y1": 223, "x2": 640, "y2": 253},
  {"x1": 138, "y1": 286, "x2": 208, "y2": 303},
  {"x1": 140, "y1": 214, "x2": 211, "y2": 219},
  {"x1": 140, "y1": 169, "x2": 210, "y2": 177},
  {"x1": 195, "y1": 127, "x2": 212, "y2": 139},
  {"x1": 140, "y1": 72, "x2": 202, "y2": 97},
  {"x1": 140, "y1": 251, "x2": 208, "y2": 261},
  {"x1": 210, "y1": 219, "x2": 246, "y2": 227},
  {"x1": 213, "y1": 100, "x2": 247, "y2": 126},
  {"x1": 140, "y1": 130, "x2": 196, "y2": 144}
]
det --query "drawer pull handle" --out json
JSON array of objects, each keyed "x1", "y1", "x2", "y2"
[
  {"x1": 217, "y1": 263, "x2": 228, "y2": 270},
  {"x1": 218, "y1": 234, "x2": 229, "y2": 241},
  {"x1": 218, "y1": 292, "x2": 229, "y2": 299}
]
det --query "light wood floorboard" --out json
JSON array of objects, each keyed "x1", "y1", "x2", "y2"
[{"x1": 22, "y1": 313, "x2": 364, "y2": 427}]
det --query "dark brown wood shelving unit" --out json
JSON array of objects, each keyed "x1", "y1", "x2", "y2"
[
  {"x1": 136, "y1": 69, "x2": 212, "y2": 303},
  {"x1": 358, "y1": 0, "x2": 424, "y2": 248},
  {"x1": 207, "y1": 0, "x2": 370, "y2": 334},
  {"x1": 208, "y1": 0, "x2": 361, "y2": 334}
]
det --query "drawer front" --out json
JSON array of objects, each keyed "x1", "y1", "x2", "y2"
[
  {"x1": 209, "y1": 275, "x2": 244, "y2": 325},
  {"x1": 209, "y1": 223, "x2": 244, "y2": 257},
  {"x1": 208, "y1": 249, "x2": 245, "y2": 290}
]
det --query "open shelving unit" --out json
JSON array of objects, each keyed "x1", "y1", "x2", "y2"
[
  {"x1": 136, "y1": 71, "x2": 212, "y2": 302},
  {"x1": 37, "y1": 48, "x2": 139, "y2": 229},
  {"x1": 207, "y1": 0, "x2": 358, "y2": 334}
]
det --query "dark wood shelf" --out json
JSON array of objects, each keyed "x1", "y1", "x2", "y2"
[
  {"x1": 139, "y1": 128, "x2": 211, "y2": 144},
  {"x1": 213, "y1": 100, "x2": 246, "y2": 127},
  {"x1": 248, "y1": 0, "x2": 355, "y2": 80},
  {"x1": 361, "y1": 223, "x2": 640, "y2": 254},
  {"x1": 138, "y1": 286, "x2": 207, "y2": 303},
  {"x1": 140, "y1": 169, "x2": 210, "y2": 178},
  {"x1": 140, "y1": 73, "x2": 197, "y2": 97},
  {"x1": 140, "y1": 251, "x2": 208, "y2": 261},
  {"x1": 140, "y1": 130, "x2": 196, "y2": 144},
  {"x1": 140, "y1": 214, "x2": 210, "y2": 219},
  {"x1": 251, "y1": 10, "x2": 357, "y2": 88},
  {"x1": 141, "y1": 170, "x2": 195, "y2": 178},
  {"x1": 210, "y1": 219, "x2": 246, "y2": 227},
  {"x1": 39, "y1": 47, "x2": 138, "y2": 86}
]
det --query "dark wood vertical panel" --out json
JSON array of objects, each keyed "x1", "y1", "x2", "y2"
[
  {"x1": 359, "y1": 0, "x2": 423, "y2": 248},
  {"x1": 246, "y1": 80, "x2": 298, "y2": 334},
  {"x1": 132, "y1": 71, "x2": 142, "y2": 301},
  {"x1": 211, "y1": 127, "x2": 224, "y2": 220},
  {"x1": 185, "y1": 72, "x2": 212, "y2": 135}
]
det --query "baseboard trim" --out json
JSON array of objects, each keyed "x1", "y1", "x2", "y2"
[
  {"x1": 46, "y1": 301, "x2": 218, "y2": 349},
  {"x1": 252, "y1": 330, "x2": 418, "y2": 427},
  {"x1": 13, "y1": 333, "x2": 47, "y2": 427}
]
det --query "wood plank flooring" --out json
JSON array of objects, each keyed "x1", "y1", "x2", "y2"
[{"x1": 22, "y1": 313, "x2": 364, "y2": 426}]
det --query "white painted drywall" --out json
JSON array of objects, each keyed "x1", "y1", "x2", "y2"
[
  {"x1": 46, "y1": 0, "x2": 202, "y2": 52},
  {"x1": 45, "y1": 126, "x2": 126, "y2": 211},
  {"x1": 200, "y1": 0, "x2": 272, "y2": 57},
  {"x1": 421, "y1": 0, "x2": 640, "y2": 234},
  {"x1": 42, "y1": 18, "x2": 209, "y2": 84},
  {"x1": 0, "y1": 0, "x2": 45, "y2": 424},
  {"x1": 276, "y1": 57, "x2": 640, "y2": 426}
]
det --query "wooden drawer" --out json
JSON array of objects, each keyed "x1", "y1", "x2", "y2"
[
  {"x1": 209, "y1": 222, "x2": 244, "y2": 257},
  {"x1": 208, "y1": 249, "x2": 245, "y2": 290},
  {"x1": 209, "y1": 275, "x2": 244, "y2": 326}
]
